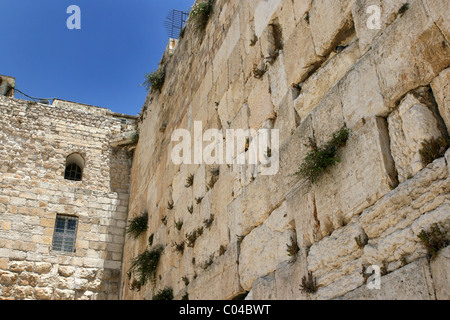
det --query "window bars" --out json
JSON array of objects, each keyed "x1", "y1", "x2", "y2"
[{"x1": 52, "y1": 215, "x2": 78, "y2": 253}]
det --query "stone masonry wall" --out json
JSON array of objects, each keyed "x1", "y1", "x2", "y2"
[
  {"x1": 122, "y1": 0, "x2": 450, "y2": 300},
  {"x1": 0, "y1": 96, "x2": 136, "y2": 300}
]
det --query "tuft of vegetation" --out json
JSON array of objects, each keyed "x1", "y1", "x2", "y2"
[
  {"x1": 203, "y1": 214, "x2": 215, "y2": 229},
  {"x1": 250, "y1": 34, "x2": 258, "y2": 46},
  {"x1": 172, "y1": 241, "x2": 185, "y2": 254},
  {"x1": 182, "y1": 276, "x2": 190, "y2": 286},
  {"x1": 201, "y1": 254, "x2": 215, "y2": 270},
  {"x1": 152, "y1": 287, "x2": 174, "y2": 300},
  {"x1": 300, "y1": 271, "x2": 318, "y2": 294},
  {"x1": 161, "y1": 215, "x2": 168, "y2": 226},
  {"x1": 195, "y1": 197, "x2": 204, "y2": 204},
  {"x1": 142, "y1": 69, "x2": 165, "y2": 93},
  {"x1": 219, "y1": 245, "x2": 227, "y2": 256},
  {"x1": 417, "y1": 223, "x2": 449, "y2": 260},
  {"x1": 175, "y1": 219, "x2": 183, "y2": 231},
  {"x1": 126, "y1": 212, "x2": 148, "y2": 239},
  {"x1": 397, "y1": 3, "x2": 409, "y2": 16},
  {"x1": 128, "y1": 245, "x2": 164, "y2": 291},
  {"x1": 130, "y1": 131, "x2": 140, "y2": 145},
  {"x1": 181, "y1": 292, "x2": 189, "y2": 300},
  {"x1": 354, "y1": 234, "x2": 368, "y2": 249},
  {"x1": 148, "y1": 233, "x2": 154, "y2": 246},
  {"x1": 419, "y1": 137, "x2": 449, "y2": 166},
  {"x1": 189, "y1": 0, "x2": 213, "y2": 31},
  {"x1": 187, "y1": 205, "x2": 194, "y2": 214},
  {"x1": 286, "y1": 236, "x2": 300, "y2": 257},
  {"x1": 295, "y1": 128, "x2": 350, "y2": 187},
  {"x1": 185, "y1": 174, "x2": 194, "y2": 188},
  {"x1": 167, "y1": 200, "x2": 174, "y2": 210},
  {"x1": 253, "y1": 66, "x2": 267, "y2": 79}
]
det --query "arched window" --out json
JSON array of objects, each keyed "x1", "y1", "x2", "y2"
[{"x1": 64, "y1": 153, "x2": 85, "y2": 181}]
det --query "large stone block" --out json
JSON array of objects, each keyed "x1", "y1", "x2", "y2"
[
  {"x1": 339, "y1": 258, "x2": 436, "y2": 299},
  {"x1": 188, "y1": 242, "x2": 244, "y2": 300},
  {"x1": 338, "y1": 52, "x2": 388, "y2": 129},
  {"x1": 294, "y1": 41, "x2": 360, "y2": 121},
  {"x1": 352, "y1": 0, "x2": 409, "y2": 55},
  {"x1": 309, "y1": 0, "x2": 356, "y2": 56},
  {"x1": 247, "y1": 76, "x2": 275, "y2": 130},
  {"x1": 360, "y1": 157, "x2": 448, "y2": 239},
  {"x1": 372, "y1": 0, "x2": 450, "y2": 108},
  {"x1": 254, "y1": 0, "x2": 282, "y2": 37},
  {"x1": 283, "y1": 18, "x2": 324, "y2": 86},
  {"x1": 431, "y1": 68, "x2": 450, "y2": 134},
  {"x1": 387, "y1": 92, "x2": 445, "y2": 183},
  {"x1": 239, "y1": 201, "x2": 295, "y2": 291},
  {"x1": 430, "y1": 246, "x2": 450, "y2": 300},
  {"x1": 312, "y1": 117, "x2": 397, "y2": 237}
]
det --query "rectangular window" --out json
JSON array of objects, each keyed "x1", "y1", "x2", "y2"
[{"x1": 52, "y1": 215, "x2": 78, "y2": 253}]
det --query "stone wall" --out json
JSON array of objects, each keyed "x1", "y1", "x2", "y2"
[
  {"x1": 0, "y1": 96, "x2": 136, "y2": 300},
  {"x1": 121, "y1": 0, "x2": 449, "y2": 300}
]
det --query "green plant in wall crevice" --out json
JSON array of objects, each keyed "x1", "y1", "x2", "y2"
[
  {"x1": 295, "y1": 128, "x2": 350, "y2": 188},
  {"x1": 127, "y1": 245, "x2": 164, "y2": 291},
  {"x1": 126, "y1": 211, "x2": 148, "y2": 239}
]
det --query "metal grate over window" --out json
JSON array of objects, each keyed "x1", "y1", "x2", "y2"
[
  {"x1": 64, "y1": 163, "x2": 82, "y2": 181},
  {"x1": 52, "y1": 215, "x2": 78, "y2": 253}
]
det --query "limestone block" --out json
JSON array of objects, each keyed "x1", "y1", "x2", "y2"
[
  {"x1": 423, "y1": 0, "x2": 450, "y2": 39},
  {"x1": 254, "y1": 0, "x2": 282, "y2": 37},
  {"x1": 283, "y1": 18, "x2": 324, "y2": 86},
  {"x1": 430, "y1": 246, "x2": 450, "y2": 300},
  {"x1": 338, "y1": 52, "x2": 388, "y2": 129},
  {"x1": 360, "y1": 158, "x2": 448, "y2": 239},
  {"x1": 14, "y1": 285, "x2": 34, "y2": 300},
  {"x1": 273, "y1": 90, "x2": 299, "y2": 146},
  {"x1": 54, "y1": 288, "x2": 75, "y2": 300},
  {"x1": 431, "y1": 68, "x2": 450, "y2": 134},
  {"x1": 352, "y1": 0, "x2": 408, "y2": 55},
  {"x1": 294, "y1": 41, "x2": 360, "y2": 121},
  {"x1": 0, "y1": 270, "x2": 18, "y2": 285},
  {"x1": 188, "y1": 242, "x2": 244, "y2": 300},
  {"x1": 239, "y1": 202, "x2": 295, "y2": 291},
  {"x1": 18, "y1": 272, "x2": 39, "y2": 287},
  {"x1": 372, "y1": 0, "x2": 450, "y2": 108},
  {"x1": 248, "y1": 76, "x2": 275, "y2": 130},
  {"x1": 307, "y1": 223, "x2": 365, "y2": 287},
  {"x1": 274, "y1": 256, "x2": 309, "y2": 300},
  {"x1": 292, "y1": 0, "x2": 312, "y2": 23},
  {"x1": 34, "y1": 287, "x2": 53, "y2": 300},
  {"x1": 313, "y1": 117, "x2": 397, "y2": 235},
  {"x1": 339, "y1": 258, "x2": 436, "y2": 300},
  {"x1": 388, "y1": 93, "x2": 445, "y2": 183},
  {"x1": 267, "y1": 51, "x2": 289, "y2": 111},
  {"x1": 309, "y1": 0, "x2": 356, "y2": 56},
  {"x1": 287, "y1": 184, "x2": 321, "y2": 249},
  {"x1": 228, "y1": 116, "x2": 313, "y2": 238},
  {"x1": 248, "y1": 274, "x2": 277, "y2": 300},
  {"x1": 310, "y1": 85, "x2": 345, "y2": 148}
]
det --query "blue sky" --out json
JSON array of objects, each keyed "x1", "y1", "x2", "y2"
[{"x1": 0, "y1": 0, "x2": 193, "y2": 116}]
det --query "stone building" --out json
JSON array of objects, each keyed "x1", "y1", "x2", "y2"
[
  {"x1": 0, "y1": 83, "x2": 138, "y2": 299},
  {"x1": 1, "y1": 0, "x2": 450, "y2": 300}
]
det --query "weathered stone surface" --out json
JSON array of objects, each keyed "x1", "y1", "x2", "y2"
[
  {"x1": 248, "y1": 76, "x2": 275, "y2": 130},
  {"x1": 294, "y1": 41, "x2": 360, "y2": 121},
  {"x1": 339, "y1": 52, "x2": 388, "y2": 129},
  {"x1": 339, "y1": 258, "x2": 436, "y2": 300},
  {"x1": 239, "y1": 202, "x2": 295, "y2": 291},
  {"x1": 188, "y1": 242, "x2": 244, "y2": 300},
  {"x1": 388, "y1": 92, "x2": 445, "y2": 183},
  {"x1": 309, "y1": 0, "x2": 356, "y2": 56},
  {"x1": 352, "y1": 0, "x2": 409, "y2": 55},
  {"x1": 34, "y1": 287, "x2": 53, "y2": 300},
  {"x1": 372, "y1": 0, "x2": 450, "y2": 108},
  {"x1": 307, "y1": 222, "x2": 365, "y2": 294},
  {"x1": 360, "y1": 158, "x2": 448, "y2": 239},
  {"x1": 254, "y1": 0, "x2": 282, "y2": 37},
  {"x1": 431, "y1": 68, "x2": 450, "y2": 134},
  {"x1": 247, "y1": 274, "x2": 277, "y2": 300},
  {"x1": 423, "y1": 0, "x2": 450, "y2": 39},
  {"x1": 430, "y1": 246, "x2": 450, "y2": 300},
  {"x1": 283, "y1": 18, "x2": 324, "y2": 86}
]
